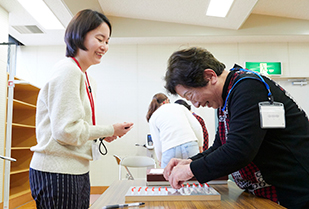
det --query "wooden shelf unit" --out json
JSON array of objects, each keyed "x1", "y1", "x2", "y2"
[{"x1": 6, "y1": 76, "x2": 40, "y2": 208}]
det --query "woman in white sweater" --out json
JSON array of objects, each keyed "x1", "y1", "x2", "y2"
[
  {"x1": 146, "y1": 93, "x2": 203, "y2": 168},
  {"x1": 29, "y1": 9, "x2": 133, "y2": 209}
]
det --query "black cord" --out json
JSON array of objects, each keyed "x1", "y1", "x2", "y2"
[{"x1": 98, "y1": 137, "x2": 108, "y2": 155}]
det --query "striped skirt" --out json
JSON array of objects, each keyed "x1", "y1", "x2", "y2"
[{"x1": 29, "y1": 168, "x2": 90, "y2": 209}]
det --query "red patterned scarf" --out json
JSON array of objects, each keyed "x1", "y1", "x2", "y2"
[{"x1": 218, "y1": 70, "x2": 278, "y2": 202}]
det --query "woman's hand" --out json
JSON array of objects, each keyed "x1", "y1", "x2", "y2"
[
  {"x1": 113, "y1": 122, "x2": 134, "y2": 137},
  {"x1": 104, "y1": 136, "x2": 117, "y2": 143}
]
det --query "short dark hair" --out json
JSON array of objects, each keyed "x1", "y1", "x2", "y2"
[
  {"x1": 164, "y1": 47, "x2": 225, "y2": 94},
  {"x1": 65, "y1": 9, "x2": 112, "y2": 57},
  {"x1": 175, "y1": 99, "x2": 191, "y2": 111}
]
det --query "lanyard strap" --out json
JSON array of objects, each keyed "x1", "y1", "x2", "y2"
[
  {"x1": 221, "y1": 68, "x2": 274, "y2": 112},
  {"x1": 71, "y1": 57, "x2": 96, "y2": 125}
]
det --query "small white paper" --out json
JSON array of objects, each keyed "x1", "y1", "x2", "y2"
[{"x1": 149, "y1": 168, "x2": 164, "y2": 174}]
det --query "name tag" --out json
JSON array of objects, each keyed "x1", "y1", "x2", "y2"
[{"x1": 259, "y1": 102, "x2": 285, "y2": 128}]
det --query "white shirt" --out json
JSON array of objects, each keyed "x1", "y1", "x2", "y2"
[{"x1": 149, "y1": 103, "x2": 203, "y2": 162}]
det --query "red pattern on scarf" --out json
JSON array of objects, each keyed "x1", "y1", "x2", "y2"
[
  {"x1": 192, "y1": 113, "x2": 209, "y2": 150},
  {"x1": 218, "y1": 70, "x2": 278, "y2": 203}
]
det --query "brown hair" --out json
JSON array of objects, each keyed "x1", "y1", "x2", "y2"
[{"x1": 146, "y1": 93, "x2": 168, "y2": 122}]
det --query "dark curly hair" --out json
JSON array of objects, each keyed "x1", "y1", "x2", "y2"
[{"x1": 165, "y1": 47, "x2": 225, "y2": 94}]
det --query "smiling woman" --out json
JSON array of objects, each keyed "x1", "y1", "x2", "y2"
[
  {"x1": 75, "y1": 22, "x2": 110, "y2": 71},
  {"x1": 163, "y1": 47, "x2": 309, "y2": 209},
  {"x1": 28, "y1": 9, "x2": 133, "y2": 209}
]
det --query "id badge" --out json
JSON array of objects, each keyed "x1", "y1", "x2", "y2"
[
  {"x1": 259, "y1": 102, "x2": 285, "y2": 128},
  {"x1": 92, "y1": 140, "x2": 101, "y2": 161}
]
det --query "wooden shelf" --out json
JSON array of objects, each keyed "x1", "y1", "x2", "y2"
[
  {"x1": 12, "y1": 123, "x2": 35, "y2": 128},
  {"x1": 5, "y1": 75, "x2": 40, "y2": 208},
  {"x1": 11, "y1": 125, "x2": 36, "y2": 148},
  {"x1": 11, "y1": 149, "x2": 33, "y2": 173},
  {"x1": 10, "y1": 188, "x2": 31, "y2": 200},
  {"x1": 12, "y1": 99, "x2": 36, "y2": 126},
  {"x1": 13, "y1": 99, "x2": 36, "y2": 108},
  {"x1": 14, "y1": 83, "x2": 39, "y2": 105},
  {"x1": 11, "y1": 147, "x2": 31, "y2": 150},
  {"x1": 10, "y1": 168, "x2": 29, "y2": 175},
  {"x1": 9, "y1": 191, "x2": 33, "y2": 209},
  {"x1": 10, "y1": 172, "x2": 31, "y2": 197}
]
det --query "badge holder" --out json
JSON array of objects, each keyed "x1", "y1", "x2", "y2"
[
  {"x1": 92, "y1": 140, "x2": 101, "y2": 161},
  {"x1": 259, "y1": 102, "x2": 285, "y2": 129}
]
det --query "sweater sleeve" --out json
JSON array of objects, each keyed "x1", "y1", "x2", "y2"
[
  {"x1": 190, "y1": 79, "x2": 268, "y2": 183},
  {"x1": 43, "y1": 62, "x2": 114, "y2": 146}
]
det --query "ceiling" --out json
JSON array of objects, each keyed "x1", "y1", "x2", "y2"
[{"x1": 1, "y1": 0, "x2": 309, "y2": 46}]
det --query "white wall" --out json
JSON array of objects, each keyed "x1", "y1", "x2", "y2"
[
  {"x1": 0, "y1": 5, "x2": 8, "y2": 203},
  {"x1": 15, "y1": 42, "x2": 309, "y2": 186}
]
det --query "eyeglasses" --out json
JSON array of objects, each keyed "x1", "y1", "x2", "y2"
[{"x1": 184, "y1": 91, "x2": 193, "y2": 101}]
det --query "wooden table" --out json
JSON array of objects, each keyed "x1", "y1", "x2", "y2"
[{"x1": 90, "y1": 180, "x2": 286, "y2": 209}]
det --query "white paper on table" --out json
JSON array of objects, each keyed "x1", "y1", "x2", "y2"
[{"x1": 149, "y1": 168, "x2": 164, "y2": 174}]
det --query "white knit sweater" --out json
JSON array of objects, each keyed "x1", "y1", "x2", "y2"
[
  {"x1": 30, "y1": 58, "x2": 114, "y2": 174},
  {"x1": 149, "y1": 103, "x2": 203, "y2": 162}
]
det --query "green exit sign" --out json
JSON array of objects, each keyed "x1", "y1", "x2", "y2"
[{"x1": 245, "y1": 62, "x2": 282, "y2": 76}]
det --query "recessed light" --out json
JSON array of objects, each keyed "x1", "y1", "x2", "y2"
[
  {"x1": 17, "y1": 0, "x2": 64, "y2": 30},
  {"x1": 206, "y1": 0, "x2": 234, "y2": 17}
]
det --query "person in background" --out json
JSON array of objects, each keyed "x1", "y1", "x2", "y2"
[
  {"x1": 175, "y1": 99, "x2": 209, "y2": 151},
  {"x1": 29, "y1": 9, "x2": 133, "y2": 209},
  {"x1": 163, "y1": 47, "x2": 309, "y2": 209},
  {"x1": 146, "y1": 93, "x2": 203, "y2": 168}
]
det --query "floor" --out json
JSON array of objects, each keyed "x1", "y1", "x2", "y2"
[{"x1": 15, "y1": 194, "x2": 101, "y2": 209}]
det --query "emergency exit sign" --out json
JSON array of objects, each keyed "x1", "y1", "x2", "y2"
[{"x1": 245, "y1": 62, "x2": 282, "y2": 76}]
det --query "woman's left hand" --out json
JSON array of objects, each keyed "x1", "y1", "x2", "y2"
[
  {"x1": 104, "y1": 136, "x2": 117, "y2": 142},
  {"x1": 113, "y1": 122, "x2": 134, "y2": 137}
]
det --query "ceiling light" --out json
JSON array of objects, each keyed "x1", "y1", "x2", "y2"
[
  {"x1": 206, "y1": 0, "x2": 234, "y2": 17},
  {"x1": 17, "y1": 0, "x2": 64, "y2": 30}
]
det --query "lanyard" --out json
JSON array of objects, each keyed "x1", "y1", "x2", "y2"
[
  {"x1": 221, "y1": 68, "x2": 274, "y2": 112},
  {"x1": 71, "y1": 57, "x2": 96, "y2": 125}
]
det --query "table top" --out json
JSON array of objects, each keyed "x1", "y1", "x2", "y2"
[{"x1": 90, "y1": 180, "x2": 286, "y2": 209}]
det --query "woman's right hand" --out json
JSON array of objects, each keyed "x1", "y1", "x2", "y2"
[{"x1": 113, "y1": 122, "x2": 134, "y2": 137}]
